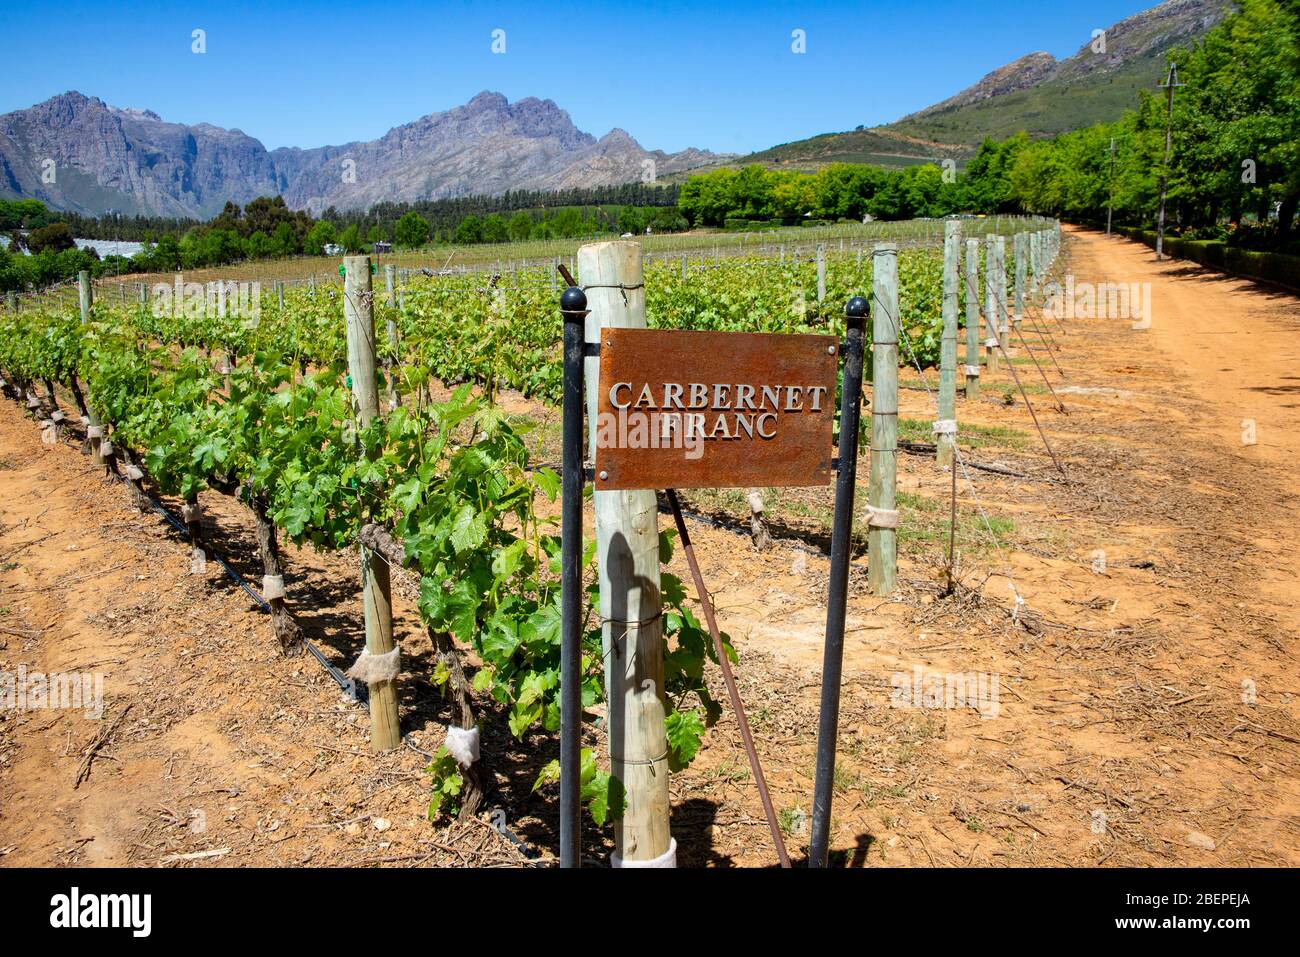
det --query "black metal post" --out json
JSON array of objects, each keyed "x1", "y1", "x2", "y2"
[
  {"x1": 558, "y1": 285, "x2": 588, "y2": 868},
  {"x1": 810, "y1": 295, "x2": 868, "y2": 867}
]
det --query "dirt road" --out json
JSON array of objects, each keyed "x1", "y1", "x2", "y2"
[{"x1": 1065, "y1": 227, "x2": 1300, "y2": 633}]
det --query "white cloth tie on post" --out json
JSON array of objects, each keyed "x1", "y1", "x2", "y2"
[
  {"x1": 181, "y1": 503, "x2": 201, "y2": 523},
  {"x1": 866, "y1": 505, "x2": 901, "y2": 530},
  {"x1": 125, "y1": 465, "x2": 145, "y2": 482},
  {"x1": 261, "y1": 574, "x2": 285, "y2": 600},
  {"x1": 963, "y1": 365, "x2": 981, "y2": 377},
  {"x1": 932, "y1": 419, "x2": 957, "y2": 436},
  {"x1": 984, "y1": 337, "x2": 999, "y2": 348},
  {"x1": 445, "y1": 725, "x2": 480, "y2": 767},
  {"x1": 612, "y1": 837, "x2": 677, "y2": 869},
  {"x1": 746, "y1": 490, "x2": 765, "y2": 514},
  {"x1": 346, "y1": 645, "x2": 401, "y2": 684},
  {"x1": 87, "y1": 425, "x2": 103, "y2": 439}
]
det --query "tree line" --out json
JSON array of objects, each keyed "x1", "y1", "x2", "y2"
[
  {"x1": 988, "y1": 0, "x2": 1298, "y2": 251},
  {"x1": 674, "y1": 0, "x2": 1298, "y2": 253}
]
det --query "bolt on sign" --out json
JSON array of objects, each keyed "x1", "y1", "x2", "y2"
[{"x1": 594, "y1": 327, "x2": 839, "y2": 490}]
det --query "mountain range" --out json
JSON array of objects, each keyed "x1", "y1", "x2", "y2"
[
  {"x1": 0, "y1": 0, "x2": 1232, "y2": 219},
  {"x1": 0, "y1": 91, "x2": 721, "y2": 219}
]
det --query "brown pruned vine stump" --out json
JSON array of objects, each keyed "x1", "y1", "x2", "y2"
[{"x1": 247, "y1": 489, "x2": 305, "y2": 658}]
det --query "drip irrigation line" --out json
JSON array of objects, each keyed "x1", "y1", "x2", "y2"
[{"x1": 93, "y1": 448, "x2": 366, "y2": 705}]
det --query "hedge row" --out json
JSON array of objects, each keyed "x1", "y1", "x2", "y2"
[{"x1": 1113, "y1": 225, "x2": 1300, "y2": 291}]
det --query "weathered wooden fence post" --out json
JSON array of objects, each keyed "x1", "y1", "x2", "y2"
[
  {"x1": 936, "y1": 222, "x2": 960, "y2": 467},
  {"x1": 868, "y1": 244, "x2": 899, "y2": 597},
  {"x1": 1030, "y1": 231, "x2": 1041, "y2": 299},
  {"x1": 384, "y1": 264, "x2": 399, "y2": 410},
  {"x1": 1014, "y1": 232, "x2": 1027, "y2": 331},
  {"x1": 984, "y1": 235, "x2": 1000, "y2": 374},
  {"x1": 77, "y1": 271, "x2": 105, "y2": 468},
  {"x1": 580, "y1": 240, "x2": 673, "y2": 867},
  {"x1": 816, "y1": 243, "x2": 826, "y2": 308},
  {"x1": 343, "y1": 255, "x2": 402, "y2": 752},
  {"x1": 964, "y1": 238, "x2": 981, "y2": 399},
  {"x1": 6, "y1": 291, "x2": 16, "y2": 313},
  {"x1": 996, "y1": 235, "x2": 1010, "y2": 354}
]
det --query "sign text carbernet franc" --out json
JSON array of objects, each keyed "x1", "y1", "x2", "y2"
[{"x1": 594, "y1": 328, "x2": 838, "y2": 490}]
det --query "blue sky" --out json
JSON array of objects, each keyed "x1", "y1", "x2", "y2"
[{"x1": 2, "y1": 0, "x2": 1159, "y2": 155}]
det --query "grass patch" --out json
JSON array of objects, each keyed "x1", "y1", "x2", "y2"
[
  {"x1": 898, "y1": 417, "x2": 1028, "y2": 449},
  {"x1": 778, "y1": 805, "x2": 807, "y2": 838},
  {"x1": 680, "y1": 483, "x2": 1014, "y2": 555}
]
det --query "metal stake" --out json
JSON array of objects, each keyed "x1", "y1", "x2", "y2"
[
  {"x1": 810, "y1": 295, "x2": 868, "y2": 867},
  {"x1": 559, "y1": 284, "x2": 589, "y2": 868}
]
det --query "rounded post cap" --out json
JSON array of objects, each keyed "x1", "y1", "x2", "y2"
[
  {"x1": 560, "y1": 285, "x2": 587, "y2": 318},
  {"x1": 845, "y1": 296, "x2": 869, "y2": 319}
]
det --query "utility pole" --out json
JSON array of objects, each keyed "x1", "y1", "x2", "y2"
[
  {"x1": 1105, "y1": 137, "x2": 1118, "y2": 236},
  {"x1": 1156, "y1": 63, "x2": 1185, "y2": 262}
]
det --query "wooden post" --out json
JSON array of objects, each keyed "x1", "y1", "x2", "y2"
[
  {"x1": 580, "y1": 240, "x2": 672, "y2": 866},
  {"x1": 996, "y1": 235, "x2": 1009, "y2": 354},
  {"x1": 1030, "y1": 232, "x2": 1041, "y2": 300},
  {"x1": 815, "y1": 243, "x2": 826, "y2": 307},
  {"x1": 6, "y1": 291, "x2": 16, "y2": 313},
  {"x1": 308, "y1": 274, "x2": 316, "y2": 298},
  {"x1": 77, "y1": 272, "x2": 105, "y2": 467},
  {"x1": 343, "y1": 255, "x2": 401, "y2": 753},
  {"x1": 937, "y1": 222, "x2": 960, "y2": 467},
  {"x1": 964, "y1": 238, "x2": 981, "y2": 399},
  {"x1": 983, "y1": 236, "x2": 999, "y2": 374},
  {"x1": 384, "y1": 264, "x2": 399, "y2": 410},
  {"x1": 1014, "y1": 232, "x2": 1027, "y2": 330},
  {"x1": 276, "y1": 280, "x2": 285, "y2": 310},
  {"x1": 868, "y1": 244, "x2": 899, "y2": 597}
]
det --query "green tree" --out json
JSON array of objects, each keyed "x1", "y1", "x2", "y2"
[
  {"x1": 271, "y1": 221, "x2": 300, "y2": 257},
  {"x1": 480, "y1": 214, "x2": 508, "y2": 244},
  {"x1": 26, "y1": 222, "x2": 76, "y2": 254},
  {"x1": 507, "y1": 211, "x2": 533, "y2": 241},
  {"x1": 455, "y1": 214, "x2": 483, "y2": 245},
  {"x1": 339, "y1": 224, "x2": 363, "y2": 253},
  {"x1": 394, "y1": 211, "x2": 431, "y2": 248},
  {"x1": 305, "y1": 221, "x2": 337, "y2": 255}
]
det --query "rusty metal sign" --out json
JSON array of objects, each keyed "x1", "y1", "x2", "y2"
[{"x1": 594, "y1": 327, "x2": 838, "y2": 491}]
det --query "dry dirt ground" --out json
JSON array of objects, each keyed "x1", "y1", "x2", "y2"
[{"x1": 1, "y1": 225, "x2": 1297, "y2": 868}]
